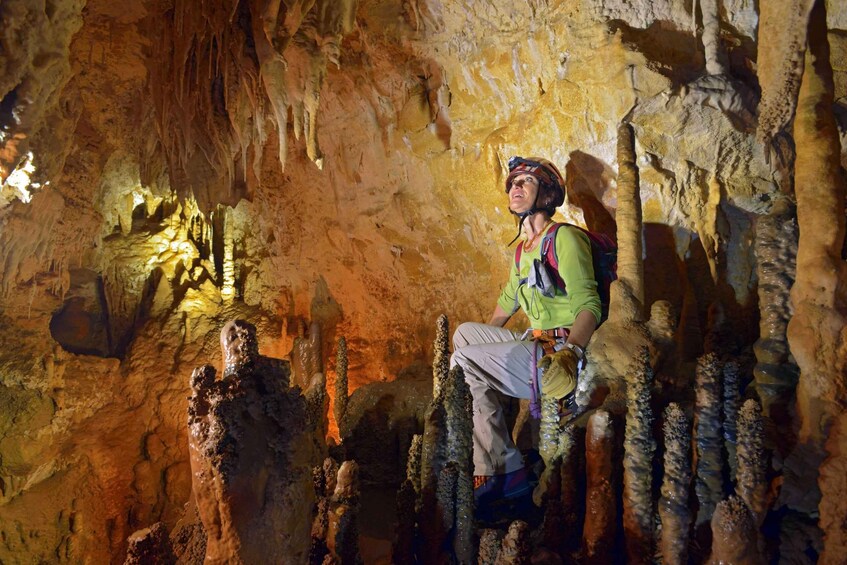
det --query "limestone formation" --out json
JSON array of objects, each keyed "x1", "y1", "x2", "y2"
[
  {"x1": 723, "y1": 360, "x2": 742, "y2": 481},
  {"x1": 622, "y1": 347, "x2": 655, "y2": 563},
  {"x1": 736, "y1": 399, "x2": 768, "y2": 527},
  {"x1": 406, "y1": 434, "x2": 424, "y2": 497},
  {"x1": 787, "y1": 0, "x2": 847, "y2": 455},
  {"x1": 495, "y1": 520, "x2": 531, "y2": 565},
  {"x1": 433, "y1": 314, "x2": 450, "y2": 398},
  {"x1": 659, "y1": 403, "x2": 692, "y2": 565},
  {"x1": 820, "y1": 413, "x2": 847, "y2": 563},
  {"x1": 478, "y1": 529, "x2": 504, "y2": 565},
  {"x1": 752, "y1": 212, "x2": 798, "y2": 424},
  {"x1": 708, "y1": 496, "x2": 764, "y2": 565},
  {"x1": 334, "y1": 336, "x2": 349, "y2": 436},
  {"x1": 582, "y1": 410, "x2": 617, "y2": 562},
  {"x1": 612, "y1": 121, "x2": 644, "y2": 321},
  {"x1": 392, "y1": 479, "x2": 417, "y2": 565},
  {"x1": 538, "y1": 393, "x2": 562, "y2": 468},
  {"x1": 292, "y1": 321, "x2": 323, "y2": 390},
  {"x1": 124, "y1": 522, "x2": 175, "y2": 565},
  {"x1": 2, "y1": 0, "x2": 847, "y2": 562},
  {"x1": 694, "y1": 352, "x2": 725, "y2": 527},
  {"x1": 187, "y1": 320, "x2": 318, "y2": 564},
  {"x1": 326, "y1": 461, "x2": 361, "y2": 565}
]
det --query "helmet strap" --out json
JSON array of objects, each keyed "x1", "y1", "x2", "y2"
[{"x1": 507, "y1": 189, "x2": 543, "y2": 246}]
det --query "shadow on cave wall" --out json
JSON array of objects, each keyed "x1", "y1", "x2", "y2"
[{"x1": 566, "y1": 151, "x2": 617, "y2": 239}]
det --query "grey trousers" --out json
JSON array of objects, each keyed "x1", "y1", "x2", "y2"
[{"x1": 450, "y1": 322, "x2": 539, "y2": 476}]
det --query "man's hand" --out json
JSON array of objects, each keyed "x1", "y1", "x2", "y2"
[{"x1": 537, "y1": 348, "x2": 580, "y2": 399}]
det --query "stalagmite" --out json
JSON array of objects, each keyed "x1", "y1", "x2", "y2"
[
  {"x1": 433, "y1": 314, "x2": 450, "y2": 398},
  {"x1": 752, "y1": 212, "x2": 798, "y2": 423},
  {"x1": 392, "y1": 479, "x2": 417, "y2": 565},
  {"x1": 406, "y1": 434, "x2": 423, "y2": 497},
  {"x1": 694, "y1": 352, "x2": 724, "y2": 527},
  {"x1": 187, "y1": 320, "x2": 318, "y2": 564},
  {"x1": 623, "y1": 347, "x2": 655, "y2": 562},
  {"x1": 723, "y1": 361, "x2": 741, "y2": 481},
  {"x1": 612, "y1": 122, "x2": 644, "y2": 321},
  {"x1": 700, "y1": 0, "x2": 728, "y2": 75},
  {"x1": 326, "y1": 461, "x2": 361, "y2": 565},
  {"x1": 444, "y1": 364, "x2": 474, "y2": 564},
  {"x1": 334, "y1": 336, "x2": 348, "y2": 437},
  {"x1": 708, "y1": 496, "x2": 763, "y2": 565},
  {"x1": 583, "y1": 409, "x2": 616, "y2": 562},
  {"x1": 736, "y1": 399, "x2": 767, "y2": 527},
  {"x1": 819, "y1": 413, "x2": 847, "y2": 563},
  {"x1": 124, "y1": 523, "x2": 175, "y2": 565},
  {"x1": 495, "y1": 520, "x2": 531, "y2": 565},
  {"x1": 419, "y1": 361, "x2": 473, "y2": 563},
  {"x1": 478, "y1": 529, "x2": 504, "y2": 565},
  {"x1": 538, "y1": 393, "x2": 561, "y2": 468},
  {"x1": 538, "y1": 428, "x2": 578, "y2": 553},
  {"x1": 659, "y1": 403, "x2": 692, "y2": 565}
]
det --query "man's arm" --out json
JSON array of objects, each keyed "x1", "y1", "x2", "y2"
[
  {"x1": 566, "y1": 309, "x2": 597, "y2": 349},
  {"x1": 488, "y1": 304, "x2": 511, "y2": 327}
]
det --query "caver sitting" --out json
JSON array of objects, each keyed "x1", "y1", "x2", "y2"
[{"x1": 450, "y1": 156, "x2": 601, "y2": 517}]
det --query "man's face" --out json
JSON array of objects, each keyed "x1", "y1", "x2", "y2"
[{"x1": 507, "y1": 173, "x2": 539, "y2": 213}]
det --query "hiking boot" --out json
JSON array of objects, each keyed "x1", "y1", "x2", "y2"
[{"x1": 474, "y1": 466, "x2": 536, "y2": 509}]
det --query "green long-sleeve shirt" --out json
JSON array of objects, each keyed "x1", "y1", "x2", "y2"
[{"x1": 497, "y1": 223, "x2": 601, "y2": 329}]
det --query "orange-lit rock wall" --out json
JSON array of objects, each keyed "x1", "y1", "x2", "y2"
[{"x1": 0, "y1": 0, "x2": 845, "y2": 562}]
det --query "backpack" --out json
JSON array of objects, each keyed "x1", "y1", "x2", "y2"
[{"x1": 514, "y1": 223, "x2": 617, "y2": 323}]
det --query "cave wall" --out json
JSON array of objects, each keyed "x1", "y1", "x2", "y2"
[{"x1": 0, "y1": 0, "x2": 845, "y2": 561}]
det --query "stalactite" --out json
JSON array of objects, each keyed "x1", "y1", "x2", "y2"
[
  {"x1": 612, "y1": 122, "x2": 644, "y2": 322},
  {"x1": 623, "y1": 347, "x2": 655, "y2": 562},
  {"x1": 708, "y1": 496, "x2": 763, "y2": 565},
  {"x1": 145, "y1": 0, "x2": 357, "y2": 205},
  {"x1": 583, "y1": 409, "x2": 616, "y2": 562},
  {"x1": 699, "y1": 0, "x2": 727, "y2": 75},
  {"x1": 659, "y1": 403, "x2": 692, "y2": 565},
  {"x1": 736, "y1": 399, "x2": 767, "y2": 527},
  {"x1": 433, "y1": 314, "x2": 449, "y2": 398},
  {"x1": 723, "y1": 361, "x2": 741, "y2": 481},
  {"x1": 694, "y1": 352, "x2": 724, "y2": 526},
  {"x1": 334, "y1": 336, "x2": 348, "y2": 437},
  {"x1": 752, "y1": 212, "x2": 798, "y2": 422},
  {"x1": 495, "y1": 521, "x2": 531, "y2": 565}
]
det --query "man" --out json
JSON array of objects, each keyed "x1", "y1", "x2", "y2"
[{"x1": 450, "y1": 156, "x2": 601, "y2": 515}]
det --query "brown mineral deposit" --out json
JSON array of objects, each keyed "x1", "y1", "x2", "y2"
[
  {"x1": 187, "y1": 320, "x2": 319, "y2": 564},
  {"x1": 326, "y1": 461, "x2": 361, "y2": 565},
  {"x1": 708, "y1": 496, "x2": 764, "y2": 565},
  {"x1": 495, "y1": 520, "x2": 531, "y2": 565},
  {"x1": 582, "y1": 410, "x2": 617, "y2": 562}
]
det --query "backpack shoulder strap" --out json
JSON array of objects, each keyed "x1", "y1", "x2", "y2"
[
  {"x1": 514, "y1": 242, "x2": 523, "y2": 272},
  {"x1": 542, "y1": 223, "x2": 566, "y2": 292}
]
